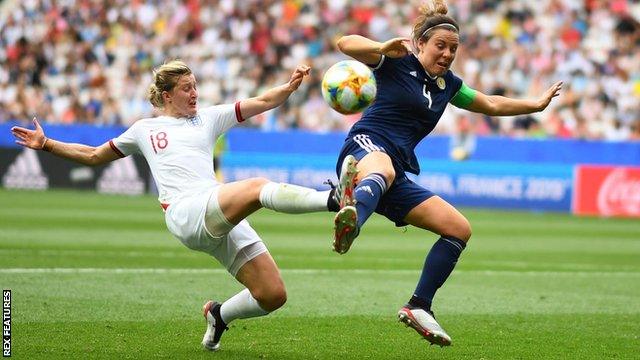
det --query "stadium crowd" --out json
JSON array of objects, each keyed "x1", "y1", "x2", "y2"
[{"x1": 1, "y1": 0, "x2": 639, "y2": 141}]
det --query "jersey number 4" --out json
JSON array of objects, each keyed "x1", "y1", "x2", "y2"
[
  {"x1": 423, "y1": 85, "x2": 433, "y2": 109},
  {"x1": 150, "y1": 132, "x2": 168, "y2": 153}
]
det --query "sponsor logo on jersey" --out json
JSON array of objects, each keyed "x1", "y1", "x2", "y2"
[{"x1": 2, "y1": 149, "x2": 49, "y2": 189}]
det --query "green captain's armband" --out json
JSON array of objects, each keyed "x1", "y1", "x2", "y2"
[{"x1": 450, "y1": 83, "x2": 477, "y2": 109}]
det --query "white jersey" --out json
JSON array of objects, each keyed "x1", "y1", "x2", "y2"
[{"x1": 110, "y1": 102, "x2": 244, "y2": 205}]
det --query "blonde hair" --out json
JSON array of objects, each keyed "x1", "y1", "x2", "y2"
[
  {"x1": 412, "y1": 0, "x2": 459, "y2": 44},
  {"x1": 147, "y1": 60, "x2": 192, "y2": 108}
]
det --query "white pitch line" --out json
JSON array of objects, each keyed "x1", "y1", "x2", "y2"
[
  {"x1": 0, "y1": 268, "x2": 639, "y2": 277},
  {"x1": 0, "y1": 249, "x2": 193, "y2": 258},
  {"x1": 0, "y1": 268, "x2": 227, "y2": 275}
]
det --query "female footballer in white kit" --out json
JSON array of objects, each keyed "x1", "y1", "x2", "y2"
[{"x1": 10, "y1": 60, "x2": 356, "y2": 351}]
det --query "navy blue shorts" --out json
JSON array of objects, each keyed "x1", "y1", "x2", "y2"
[{"x1": 336, "y1": 134, "x2": 435, "y2": 227}]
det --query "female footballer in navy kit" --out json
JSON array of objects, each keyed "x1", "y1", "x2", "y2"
[{"x1": 331, "y1": 0, "x2": 562, "y2": 346}]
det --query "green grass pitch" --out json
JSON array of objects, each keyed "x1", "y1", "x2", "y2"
[{"x1": 0, "y1": 189, "x2": 638, "y2": 359}]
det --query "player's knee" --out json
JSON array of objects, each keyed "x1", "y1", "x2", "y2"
[
  {"x1": 462, "y1": 224, "x2": 472, "y2": 242},
  {"x1": 453, "y1": 218, "x2": 472, "y2": 242},
  {"x1": 249, "y1": 177, "x2": 270, "y2": 189},
  {"x1": 440, "y1": 216, "x2": 472, "y2": 243},
  {"x1": 268, "y1": 286, "x2": 287, "y2": 311},
  {"x1": 253, "y1": 284, "x2": 287, "y2": 312},
  {"x1": 377, "y1": 167, "x2": 395, "y2": 186},
  {"x1": 248, "y1": 177, "x2": 271, "y2": 202}
]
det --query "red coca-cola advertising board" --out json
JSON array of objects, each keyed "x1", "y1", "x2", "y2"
[{"x1": 574, "y1": 165, "x2": 640, "y2": 217}]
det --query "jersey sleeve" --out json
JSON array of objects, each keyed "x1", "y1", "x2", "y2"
[
  {"x1": 369, "y1": 54, "x2": 401, "y2": 74},
  {"x1": 450, "y1": 83, "x2": 478, "y2": 110},
  {"x1": 200, "y1": 102, "x2": 243, "y2": 136},
  {"x1": 109, "y1": 123, "x2": 140, "y2": 157},
  {"x1": 367, "y1": 55, "x2": 387, "y2": 70}
]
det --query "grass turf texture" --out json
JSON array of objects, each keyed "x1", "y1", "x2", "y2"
[{"x1": 0, "y1": 189, "x2": 638, "y2": 359}]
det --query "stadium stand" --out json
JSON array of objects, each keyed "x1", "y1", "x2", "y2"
[{"x1": 1, "y1": 0, "x2": 639, "y2": 140}]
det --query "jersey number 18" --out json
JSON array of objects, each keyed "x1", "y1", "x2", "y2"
[{"x1": 150, "y1": 132, "x2": 168, "y2": 153}]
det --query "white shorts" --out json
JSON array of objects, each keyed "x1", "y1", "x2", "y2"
[{"x1": 164, "y1": 186, "x2": 267, "y2": 276}]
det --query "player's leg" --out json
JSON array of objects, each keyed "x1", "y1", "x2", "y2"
[
  {"x1": 170, "y1": 192, "x2": 285, "y2": 351},
  {"x1": 214, "y1": 177, "x2": 334, "y2": 227},
  {"x1": 352, "y1": 151, "x2": 395, "y2": 227},
  {"x1": 233, "y1": 251, "x2": 286, "y2": 312},
  {"x1": 399, "y1": 195, "x2": 471, "y2": 346},
  {"x1": 333, "y1": 154, "x2": 358, "y2": 209},
  {"x1": 332, "y1": 154, "x2": 359, "y2": 253},
  {"x1": 333, "y1": 141, "x2": 395, "y2": 254},
  {"x1": 216, "y1": 251, "x2": 286, "y2": 326},
  {"x1": 405, "y1": 196, "x2": 471, "y2": 310},
  {"x1": 202, "y1": 248, "x2": 284, "y2": 351},
  {"x1": 201, "y1": 222, "x2": 285, "y2": 351}
]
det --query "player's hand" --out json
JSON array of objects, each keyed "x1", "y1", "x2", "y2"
[
  {"x1": 287, "y1": 65, "x2": 311, "y2": 92},
  {"x1": 11, "y1": 117, "x2": 47, "y2": 150},
  {"x1": 536, "y1": 81, "x2": 563, "y2": 111},
  {"x1": 380, "y1": 37, "x2": 412, "y2": 58}
]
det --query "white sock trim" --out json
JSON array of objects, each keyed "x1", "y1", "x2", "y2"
[{"x1": 361, "y1": 173, "x2": 387, "y2": 193}]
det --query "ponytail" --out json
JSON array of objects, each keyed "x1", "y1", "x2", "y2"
[{"x1": 412, "y1": 0, "x2": 459, "y2": 44}]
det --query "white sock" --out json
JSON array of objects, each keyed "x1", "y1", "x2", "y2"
[
  {"x1": 259, "y1": 182, "x2": 330, "y2": 213},
  {"x1": 220, "y1": 288, "x2": 269, "y2": 324}
]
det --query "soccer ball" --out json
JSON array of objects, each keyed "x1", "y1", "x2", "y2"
[{"x1": 321, "y1": 60, "x2": 376, "y2": 115}]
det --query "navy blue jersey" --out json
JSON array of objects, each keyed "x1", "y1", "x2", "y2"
[{"x1": 347, "y1": 54, "x2": 463, "y2": 175}]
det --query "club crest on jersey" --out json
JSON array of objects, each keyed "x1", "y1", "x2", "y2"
[
  {"x1": 187, "y1": 115, "x2": 202, "y2": 126},
  {"x1": 436, "y1": 77, "x2": 446, "y2": 90}
]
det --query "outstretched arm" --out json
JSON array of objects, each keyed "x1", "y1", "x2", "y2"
[
  {"x1": 464, "y1": 81, "x2": 563, "y2": 116},
  {"x1": 336, "y1": 35, "x2": 413, "y2": 65},
  {"x1": 11, "y1": 118, "x2": 121, "y2": 166},
  {"x1": 238, "y1": 65, "x2": 310, "y2": 119}
]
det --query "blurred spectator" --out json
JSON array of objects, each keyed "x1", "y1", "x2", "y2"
[
  {"x1": 630, "y1": 119, "x2": 640, "y2": 141},
  {"x1": 450, "y1": 114, "x2": 476, "y2": 161},
  {"x1": 1, "y1": 0, "x2": 639, "y2": 143}
]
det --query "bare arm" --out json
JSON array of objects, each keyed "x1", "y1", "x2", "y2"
[
  {"x1": 11, "y1": 118, "x2": 121, "y2": 166},
  {"x1": 336, "y1": 35, "x2": 413, "y2": 65},
  {"x1": 238, "y1": 65, "x2": 310, "y2": 119},
  {"x1": 465, "y1": 81, "x2": 563, "y2": 116}
]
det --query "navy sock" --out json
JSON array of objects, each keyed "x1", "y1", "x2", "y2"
[
  {"x1": 354, "y1": 173, "x2": 387, "y2": 228},
  {"x1": 410, "y1": 236, "x2": 466, "y2": 310}
]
